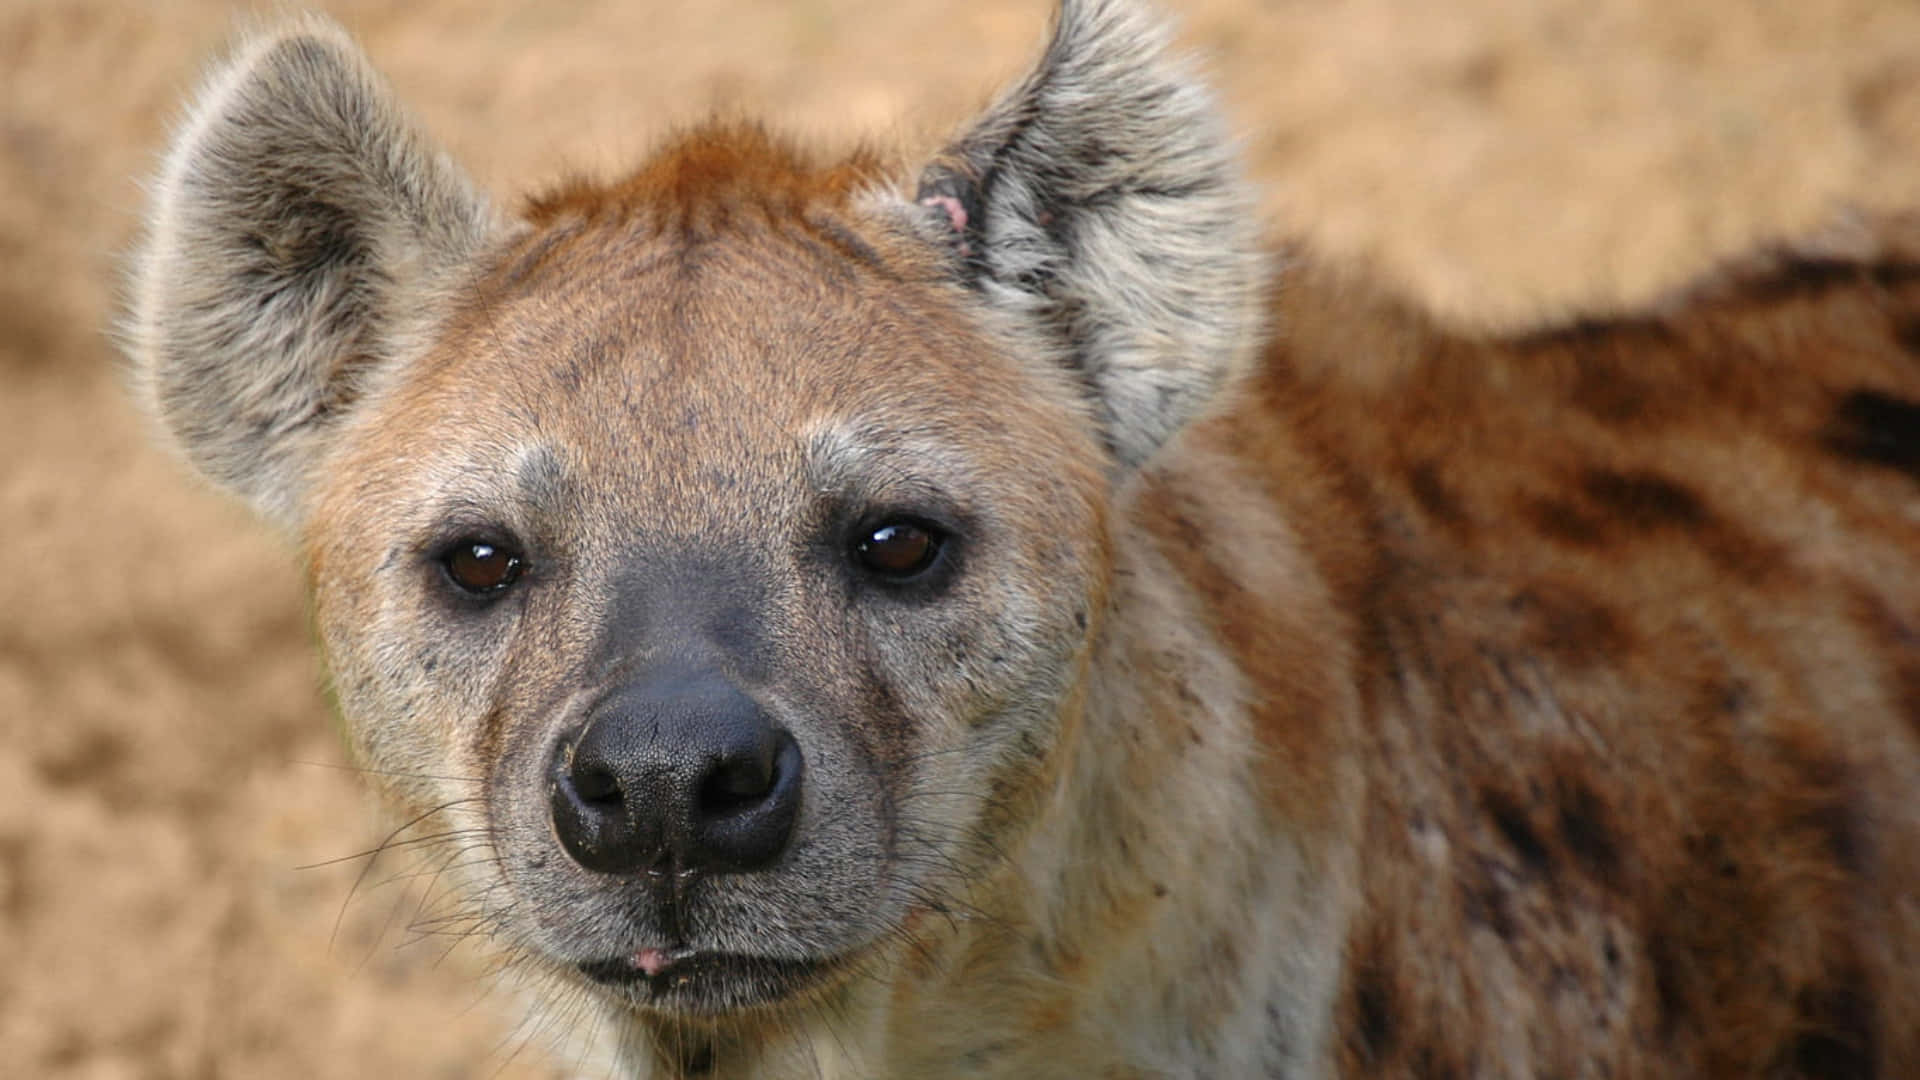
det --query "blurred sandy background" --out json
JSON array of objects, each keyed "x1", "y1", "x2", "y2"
[{"x1": 3, "y1": 0, "x2": 1918, "y2": 1075}]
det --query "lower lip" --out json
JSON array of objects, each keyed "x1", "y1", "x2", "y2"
[{"x1": 577, "y1": 949, "x2": 829, "y2": 1004}]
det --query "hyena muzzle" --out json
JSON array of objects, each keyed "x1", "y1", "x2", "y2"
[{"x1": 125, "y1": 0, "x2": 1920, "y2": 1077}]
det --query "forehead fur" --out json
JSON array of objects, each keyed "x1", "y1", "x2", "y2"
[
  {"x1": 523, "y1": 121, "x2": 897, "y2": 233},
  {"x1": 307, "y1": 119, "x2": 1105, "y2": 548}
]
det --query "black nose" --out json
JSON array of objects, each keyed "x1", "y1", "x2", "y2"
[{"x1": 550, "y1": 671, "x2": 804, "y2": 876}]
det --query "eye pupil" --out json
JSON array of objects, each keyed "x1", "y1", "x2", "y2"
[
  {"x1": 445, "y1": 540, "x2": 523, "y2": 593},
  {"x1": 855, "y1": 522, "x2": 940, "y2": 579}
]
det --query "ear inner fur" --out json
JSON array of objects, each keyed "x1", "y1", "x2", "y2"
[{"x1": 914, "y1": 0, "x2": 1268, "y2": 470}]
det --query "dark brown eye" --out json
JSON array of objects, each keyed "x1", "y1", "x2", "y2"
[
  {"x1": 443, "y1": 539, "x2": 524, "y2": 594},
  {"x1": 853, "y1": 521, "x2": 943, "y2": 580}
]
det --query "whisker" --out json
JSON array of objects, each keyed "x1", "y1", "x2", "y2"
[
  {"x1": 289, "y1": 757, "x2": 485, "y2": 784},
  {"x1": 294, "y1": 827, "x2": 488, "y2": 871}
]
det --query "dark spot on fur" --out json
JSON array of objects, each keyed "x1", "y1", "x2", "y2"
[
  {"x1": 1514, "y1": 313, "x2": 1667, "y2": 352},
  {"x1": 1557, "y1": 780, "x2": 1621, "y2": 882},
  {"x1": 1784, "y1": 979, "x2": 1878, "y2": 1080},
  {"x1": 1893, "y1": 316, "x2": 1920, "y2": 357},
  {"x1": 1688, "y1": 830, "x2": 1743, "y2": 880},
  {"x1": 1896, "y1": 656, "x2": 1920, "y2": 739},
  {"x1": 1483, "y1": 788, "x2": 1553, "y2": 874},
  {"x1": 1513, "y1": 582, "x2": 1628, "y2": 667},
  {"x1": 1344, "y1": 941, "x2": 1398, "y2": 1064},
  {"x1": 1808, "y1": 797, "x2": 1869, "y2": 877},
  {"x1": 1735, "y1": 257, "x2": 1920, "y2": 306},
  {"x1": 1712, "y1": 679, "x2": 1754, "y2": 716},
  {"x1": 1525, "y1": 496, "x2": 1607, "y2": 546},
  {"x1": 1407, "y1": 460, "x2": 1468, "y2": 529},
  {"x1": 1580, "y1": 468, "x2": 1706, "y2": 530},
  {"x1": 1754, "y1": 258, "x2": 1867, "y2": 298},
  {"x1": 1352, "y1": 973, "x2": 1395, "y2": 1063},
  {"x1": 1824, "y1": 389, "x2": 1920, "y2": 482},
  {"x1": 1791, "y1": 755, "x2": 1870, "y2": 876},
  {"x1": 1535, "y1": 469, "x2": 1783, "y2": 580},
  {"x1": 1568, "y1": 353, "x2": 1662, "y2": 426},
  {"x1": 1872, "y1": 261, "x2": 1920, "y2": 289},
  {"x1": 1646, "y1": 930, "x2": 1688, "y2": 1039}
]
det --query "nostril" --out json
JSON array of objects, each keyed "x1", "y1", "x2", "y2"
[
  {"x1": 687, "y1": 729, "x2": 802, "y2": 872},
  {"x1": 697, "y1": 742, "x2": 779, "y2": 817},
  {"x1": 570, "y1": 756, "x2": 623, "y2": 805}
]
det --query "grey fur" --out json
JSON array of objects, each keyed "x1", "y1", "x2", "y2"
[
  {"x1": 123, "y1": 14, "x2": 498, "y2": 527},
  {"x1": 915, "y1": 0, "x2": 1267, "y2": 469}
]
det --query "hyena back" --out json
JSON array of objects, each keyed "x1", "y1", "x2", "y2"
[{"x1": 125, "y1": 1, "x2": 1920, "y2": 1076}]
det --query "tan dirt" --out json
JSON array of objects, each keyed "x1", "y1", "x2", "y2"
[{"x1": 4, "y1": 0, "x2": 1917, "y2": 1075}]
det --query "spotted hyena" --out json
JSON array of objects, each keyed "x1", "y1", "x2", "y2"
[{"x1": 125, "y1": 0, "x2": 1920, "y2": 1076}]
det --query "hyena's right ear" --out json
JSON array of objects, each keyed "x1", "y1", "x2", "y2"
[{"x1": 125, "y1": 16, "x2": 499, "y2": 529}]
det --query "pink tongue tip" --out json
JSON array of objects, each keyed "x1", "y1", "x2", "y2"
[{"x1": 634, "y1": 947, "x2": 672, "y2": 977}]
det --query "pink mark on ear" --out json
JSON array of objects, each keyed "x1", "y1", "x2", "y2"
[{"x1": 918, "y1": 194, "x2": 972, "y2": 257}]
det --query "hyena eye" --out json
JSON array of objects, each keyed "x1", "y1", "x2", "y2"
[
  {"x1": 852, "y1": 520, "x2": 944, "y2": 581},
  {"x1": 442, "y1": 538, "x2": 525, "y2": 594}
]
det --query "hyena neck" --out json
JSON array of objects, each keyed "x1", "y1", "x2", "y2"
[{"x1": 864, "y1": 428, "x2": 1365, "y2": 1076}]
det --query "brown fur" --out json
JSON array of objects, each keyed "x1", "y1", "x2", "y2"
[
  {"x1": 1243, "y1": 250, "x2": 1920, "y2": 1076},
  {"x1": 123, "y1": 2, "x2": 1920, "y2": 1076}
]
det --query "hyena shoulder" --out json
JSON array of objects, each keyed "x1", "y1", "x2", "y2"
[{"x1": 1161, "y1": 233, "x2": 1920, "y2": 1075}]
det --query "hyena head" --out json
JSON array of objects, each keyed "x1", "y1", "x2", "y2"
[{"x1": 126, "y1": 0, "x2": 1261, "y2": 1034}]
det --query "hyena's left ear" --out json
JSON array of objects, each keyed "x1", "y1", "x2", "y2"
[
  {"x1": 911, "y1": 0, "x2": 1265, "y2": 469},
  {"x1": 124, "y1": 15, "x2": 500, "y2": 528}
]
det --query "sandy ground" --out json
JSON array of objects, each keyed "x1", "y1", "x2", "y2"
[{"x1": 4, "y1": 0, "x2": 1918, "y2": 1075}]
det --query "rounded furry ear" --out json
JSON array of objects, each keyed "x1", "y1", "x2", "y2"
[
  {"x1": 913, "y1": 0, "x2": 1267, "y2": 470},
  {"x1": 124, "y1": 15, "x2": 499, "y2": 528}
]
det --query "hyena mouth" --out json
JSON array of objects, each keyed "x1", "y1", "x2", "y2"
[
  {"x1": 578, "y1": 948, "x2": 838, "y2": 1014},
  {"x1": 540, "y1": 672, "x2": 853, "y2": 1015}
]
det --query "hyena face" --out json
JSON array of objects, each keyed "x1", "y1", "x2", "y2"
[
  {"x1": 127, "y1": 0, "x2": 1259, "y2": 1031},
  {"x1": 306, "y1": 158, "x2": 1112, "y2": 1012}
]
